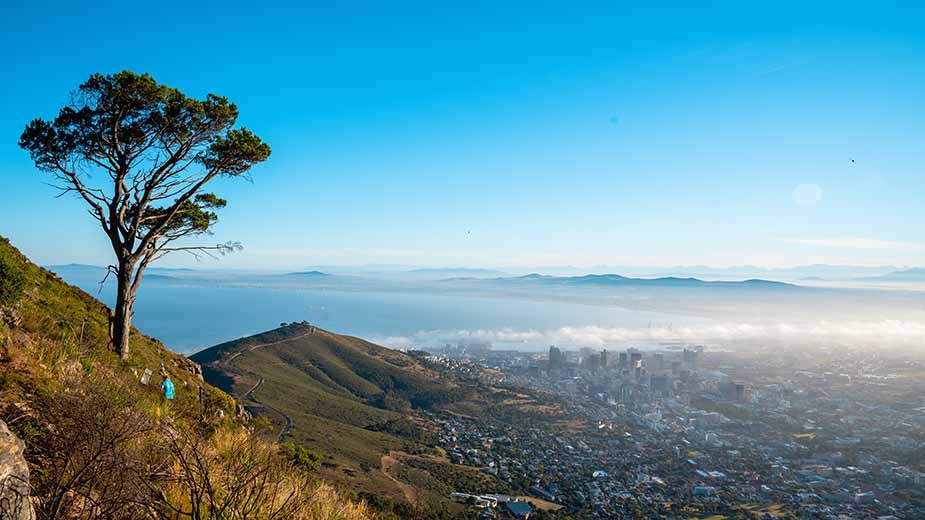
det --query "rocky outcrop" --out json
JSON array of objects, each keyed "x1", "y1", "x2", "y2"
[
  {"x1": 172, "y1": 357, "x2": 204, "y2": 381},
  {"x1": 0, "y1": 420, "x2": 34, "y2": 520}
]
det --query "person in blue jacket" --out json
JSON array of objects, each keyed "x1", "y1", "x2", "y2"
[{"x1": 161, "y1": 374, "x2": 175, "y2": 401}]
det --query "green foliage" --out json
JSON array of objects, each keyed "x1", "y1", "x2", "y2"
[
  {"x1": 18, "y1": 71, "x2": 268, "y2": 180},
  {"x1": 202, "y1": 128, "x2": 272, "y2": 174},
  {"x1": 285, "y1": 443, "x2": 322, "y2": 472},
  {"x1": 0, "y1": 246, "x2": 26, "y2": 306},
  {"x1": 365, "y1": 418, "x2": 432, "y2": 443},
  {"x1": 137, "y1": 193, "x2": 226, "y2": 235},
  {"x1": 203, "y1": 385, "x2": 236, "y2": 416},
  {"x1": 374, "y1": 390, "x2": 412, "y2": 412}
]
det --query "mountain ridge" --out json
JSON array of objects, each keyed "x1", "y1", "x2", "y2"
[{"x1": 443, "y1": 272, "x2": 799, "y2": 288}]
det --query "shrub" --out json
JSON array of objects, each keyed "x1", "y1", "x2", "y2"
[
  {"x1": 26, "y1": 373, "x2": 153, "y2": 519},
  {"x1": 285, "y1": 442, "x2": 322, "y2": 472},
  {"x1": 202, "y1": 385, "x2": 236, "y2": 416},
  {"x1": 0, "y1": 251, "x2": 26, "y2": 306},
  {"x1": 13, "y1": 370, "x2": 369, "y2": 519}
]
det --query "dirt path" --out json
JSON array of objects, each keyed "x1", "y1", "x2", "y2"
[
  {"x1": 241, "y1": 377, "x2": 294, "y2": 443},
  {"x1": 380, "y1": 452, "x2": 419, "y2": 505},
  {"x1": 225, "y1": 331, "x2": 315, "y2": 443}
]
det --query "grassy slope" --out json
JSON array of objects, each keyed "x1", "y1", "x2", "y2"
[
  {"x1": 191, "y1": 324, "x2": 493, "y2": 510},
  {"x1": 0, "y1": 235, "x2": 369, "y2": 519},
  {"x1": 0, "y1": 235, "x2": 203, "y2": 392}
]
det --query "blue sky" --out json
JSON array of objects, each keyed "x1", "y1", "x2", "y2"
[{"x1": 2, "y1": 1, "x2": 924, "y2": 270}]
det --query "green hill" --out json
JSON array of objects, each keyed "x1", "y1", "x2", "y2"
[{"x1": 191, "y1": 324, "x2": 494, "y2": 511}]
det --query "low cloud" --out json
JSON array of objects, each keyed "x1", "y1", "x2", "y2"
[{"x1": 374, "y1": 320, "x2": 925, "y2": 350}]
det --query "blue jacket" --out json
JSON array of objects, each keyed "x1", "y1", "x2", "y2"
[{"x1": 161, "y1": 378, "x2": 175, "y2": 400}]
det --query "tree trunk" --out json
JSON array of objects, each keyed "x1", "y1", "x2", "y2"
[{"x1": 112, "y1": 263, "x2": 134, "y2": 361}]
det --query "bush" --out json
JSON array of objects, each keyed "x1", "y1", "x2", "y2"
[
  {"x1": 203, "y1": 385, "x2": 236, "y2": 416},
  {"x1": 26, "y1": 373, "x2": 154, "y2": 519},
  {"x1": 16, "y1": 372, "x2": 369, "y2": 519},
  {"x1": 0, "y1": 251, "x2": 26, "y2": 306},
  {"x1": 285, "y1": 442, "x2": 322, "y2": 472}
]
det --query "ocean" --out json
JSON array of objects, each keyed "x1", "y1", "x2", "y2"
[{"x1": 53, "y1": 267, "x2": 707, "y2": 355}]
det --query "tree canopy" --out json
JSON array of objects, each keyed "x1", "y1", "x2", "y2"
[{"x1": 19, "y1": 71, "x2": 270, "y2": 264}]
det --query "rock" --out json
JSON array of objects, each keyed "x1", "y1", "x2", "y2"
[
  {"x1": 183, "y1": 359, "x2": 204, "y2": 381},
  {"x1": 0, "y1": 419, "x2": 35, "y2": 520},
  {"x1": 0, "y1": 307, "x2": 22, "y2": 329}
]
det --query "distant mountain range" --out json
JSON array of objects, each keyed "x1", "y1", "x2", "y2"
[
  {"x1": 446, "y1": 273, "x2": 799, "y2": 289},
  {"x1": 48, "y1": 262, "x2": 924, "y2": 283},
  {"x1": 51, "y1": 262, "x2": 925, "y2": 294},
  {"x1": 615, "y1": 263, "x2": 905, "y2": 281},
  {"x1": 284, "y1": 270, "x2": 331, "y2": 276},
  {"x1": 859, "y1": 268, "x2": 925, "y2": 282},
  {"x1": 46, "y1": 263, "x2": 182, "y2": 282}
]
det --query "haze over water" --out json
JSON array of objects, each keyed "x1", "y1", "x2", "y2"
[{"x1": 56, "y1": 268, "x2": 708, "y2": 354}]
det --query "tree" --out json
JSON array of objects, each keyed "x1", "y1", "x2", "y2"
[{"x1": 19, "y1": 71, "x2": 270, "y2": 359}]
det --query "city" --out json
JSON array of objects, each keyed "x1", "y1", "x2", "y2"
[{"x1": 422, "y1": 342, "x2": 925, "y2": 519}]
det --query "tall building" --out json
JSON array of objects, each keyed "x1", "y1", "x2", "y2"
[
  {"x1": 629, "y1": 349, "x2": 643, "y2": 370},
  {"x1": 548, "y1": 345, "x2": 564, "y2": 370},
  {"x1": 582, "y1": 352, "x2": 601, "y2": 372},
  {"x1": 600, "y1": 349, "x2": 608, "y2": 369},
  {"x1": 683, "y1": 347, "x2": 702, "y2": 370},
  {"x1": 618, "y1": 352, "x2": 628, "y2": 370},
  {"x1": 651, "y1": 352, "x2": 665, "y2": 371},
  {"x1": 733, "y1": 382, "x2": 747, "y2": 403}
]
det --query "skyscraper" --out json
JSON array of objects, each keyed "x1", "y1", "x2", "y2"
[
  {"x1": 548, "y1": 345, "x2": 564, "y2": 370},
  {"x1": 683, "y1": 347, "x2": 702, "y2": 370},
  {"x1": 651, "y1": 353, "x2": 665, "y2": 372},
  {"x1": 629, "y1": 349, "x2": 643, "y2": 370}
]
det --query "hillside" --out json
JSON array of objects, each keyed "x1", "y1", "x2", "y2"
[
  {"x1": 0, "y1": 236, "x2": 370, "y2": 519},
  {"x1": 0, "y1": 238, "x2": 204, "y2": 389},
  {"x1": 192, "y1": 324, "x2": 496, "y2": 513}
]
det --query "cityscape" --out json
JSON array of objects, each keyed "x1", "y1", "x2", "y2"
[{"x1": 422, "y1": 342, "x2": 925, "y2": 519}]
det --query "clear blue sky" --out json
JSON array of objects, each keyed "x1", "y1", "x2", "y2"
[{"x1": 2, "y1": 1, "x2": 923, "y2": 269}]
